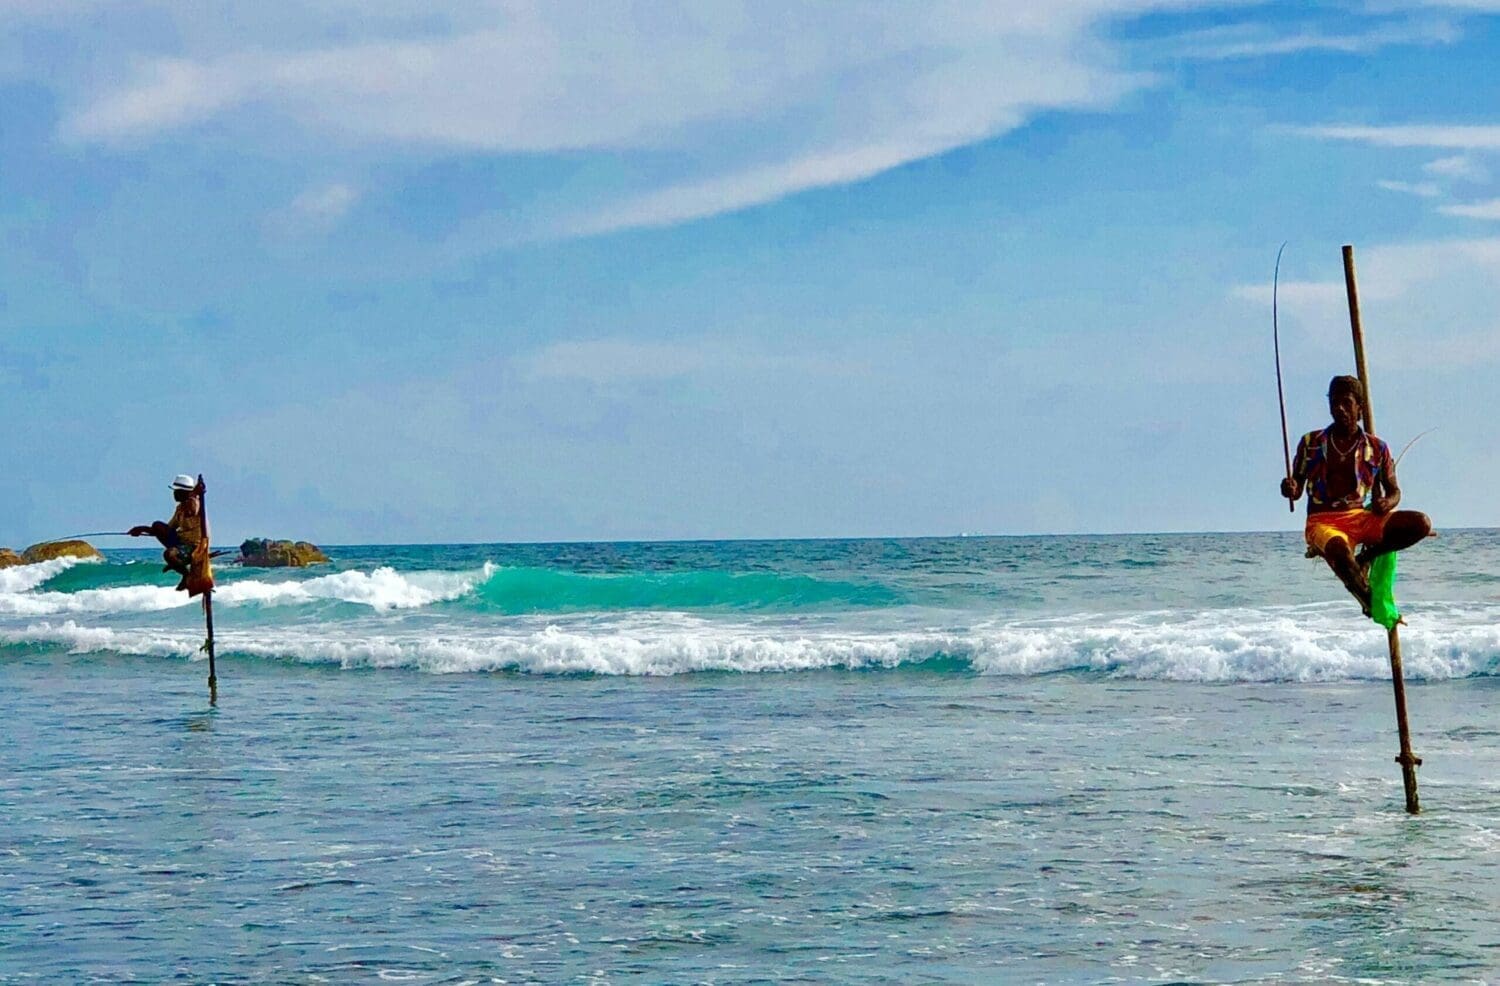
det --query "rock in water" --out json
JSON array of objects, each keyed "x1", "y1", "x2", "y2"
[
  {"x1": 22, "y1": 540, "x2": 103, "y2": 563},
  {"x1": 0, "y1": 548, "x2": 24, "y2": 568},
  {"x1": 239, "y1": 538, "x2": 330, "y2": 567}
]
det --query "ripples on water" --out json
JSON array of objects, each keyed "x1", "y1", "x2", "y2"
[{"x1": 4, "y1": 533, "x2": 1500, "y2": 980}]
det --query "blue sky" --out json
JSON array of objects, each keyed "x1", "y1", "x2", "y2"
[{"x1": 2, "y1": 0, "x2": 1499, "y2": 545}]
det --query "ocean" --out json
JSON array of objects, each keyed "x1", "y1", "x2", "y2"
[{"x1": 3, "y1": 532, "x2": 1499, "y2": 983}]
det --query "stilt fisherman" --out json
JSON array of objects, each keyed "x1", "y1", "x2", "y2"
[
  {"x1": 1280, "y1": 375, "x2": 1431, "y2": 616},
  {"x1": 129, "y1": 474, "x2": 214, "y2": 596}
]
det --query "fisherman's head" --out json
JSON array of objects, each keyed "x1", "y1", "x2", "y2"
[
  {"x1": 1327, "y1": 375, "x2": 1363, "y2": 431},
  {"x1": 170, "y1": 474, "x2": 196, "y2": 502}
]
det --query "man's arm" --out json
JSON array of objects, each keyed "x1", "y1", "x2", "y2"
[
  {"x1": 1372, "y1": 446, "x2": 1401, "y2": 515},
  {"x1": 129, "y1": 521, "x2": 175, "y2": 547},
  {"x1": 1281, "y1": 435, "x2": 1309, "y2": 501}
]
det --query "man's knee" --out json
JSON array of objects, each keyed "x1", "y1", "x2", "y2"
[
  {"x1": 1323, "y1": 537, "x2": 1355, "y2": 563},
  {"x1": 1388, "y1": 510, "x2": 1432, "y2": 542}
]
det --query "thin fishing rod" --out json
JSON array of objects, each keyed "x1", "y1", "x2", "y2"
[
  {"x1": 32, "y1": 533, "x2": 231, "y2": 555},
  {"x1": 32, "y1": 531, "x2": 131, "y2": 544},
  {"x1": 1273, "y1": 242, "x2": 1295, "y2": 512},
  {"x1": 1394, "y1": 428, "x2": 1435, "y2": 468}
]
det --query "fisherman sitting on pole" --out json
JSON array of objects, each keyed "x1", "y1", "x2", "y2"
[
  {"x1": 129, "y1": 474, "x2": 209, "y2": 594},
  {"x1": 1280, "y1": 375, "x2": 1431, "y2": 614}
]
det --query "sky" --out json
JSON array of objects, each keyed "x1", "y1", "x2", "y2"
[{"x1": 2, "y1": 0, "x2": 1499, "y2": 545}]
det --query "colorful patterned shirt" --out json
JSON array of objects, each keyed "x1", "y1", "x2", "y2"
[{"x1": 1292, "y1": 426, "x2": 1393, "y2": 513}]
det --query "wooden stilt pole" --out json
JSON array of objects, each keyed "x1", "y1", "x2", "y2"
[
  {"x1": 1342, "y1": 245, "x2": 1420, "y2": 814},
  {"x1": 204, "y1": 592, "x2": 217, "y2": 706},
  {"x1": 198, "y1": 474, "x2": 217, "y2": 706}
]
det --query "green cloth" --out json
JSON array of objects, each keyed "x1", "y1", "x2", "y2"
[{"x1": 1368, "y1": 553, "x2": 1401, "y2": 629}]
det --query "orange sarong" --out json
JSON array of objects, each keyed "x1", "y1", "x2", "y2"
[
  {"x1": 1305, "y1": 508, "x2": 1386, "y2": 556},
  {"x1": 184, "y1": 537, "x2": 214, "y2": 598}
]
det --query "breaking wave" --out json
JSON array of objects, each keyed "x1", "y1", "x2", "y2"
[
  {"x1": 0, "y1": 562, "x2": 891, "y2": 617},
  {"x1": 0, "y1": 557, "x2": 94, "y2": 594},
  {"x1": 0, "y1": 564, "x2": 489, "y2": 616},
  {"x1": 6, "y1": 604, "x2": 1499, "y2": 682},
  {"x1": 216, "y1": 565, "x2": 485, "y2": 611}
]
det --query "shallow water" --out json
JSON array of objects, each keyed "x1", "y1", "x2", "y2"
[{"x1": 3, "y1": 534, "x2": 1500, "y2": 981}]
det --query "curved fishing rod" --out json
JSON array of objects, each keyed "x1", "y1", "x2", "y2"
[
  {"x1": 31, "y1": 531, "x2": 132, "y2": 544},
  {"x1": 29, "y1": 531, "x2": 233, "y2": 558},
  {"x1": 1273, "y1": 242, "x2": 1295, "y2": 512},
  {"x1": 1394, "y1": 427, "x2": 1435, "y2": 468}
]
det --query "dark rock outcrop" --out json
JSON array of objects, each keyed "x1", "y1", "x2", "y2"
[
  {"x1": 239, "y1": 538, "x2": 330, "y2": 567},
  {"x1": 0, "y1": 548, "x2": 24, "y2": 568},
  {"x1": 22, "y1": 540, "x2": 103, "y2": 564}
]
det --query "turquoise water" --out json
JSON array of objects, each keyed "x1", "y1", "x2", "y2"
[{"x1": 4, "y1": 533, "x2": 1500, "y2": 981}]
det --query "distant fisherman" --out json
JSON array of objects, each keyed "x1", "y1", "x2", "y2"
[
  {"x1": 130, "y1": 474, "x2": 213, "y2": 595},
  {"x1": 1280, "y1": 375, "x2": 1432, "y2": 614}
]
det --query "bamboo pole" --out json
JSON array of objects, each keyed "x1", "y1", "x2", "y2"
[
  {"x1": 1342, "y1": 245, "x2": 1420, "y2": 814},
  {"x1": 204, "y1": 591, "x2": 217, "y2": 706},
  {"x1": 198, "y1": 474, "x2": 217, "y2": 706}
]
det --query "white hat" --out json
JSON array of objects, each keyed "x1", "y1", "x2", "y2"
[{"x1": 170, "y1": 474, "x2": 196, "y2": 491}]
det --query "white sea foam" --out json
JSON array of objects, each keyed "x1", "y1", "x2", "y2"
[
  {"x1": 214, "y1": 564, "x2": 490, "y2": 612},
  {"x1": 6, "y1": 603, "x2": 1499, "y2": 681},
  {"x1": 3, "y1": 620, "x2": 200, "y2": 658},
  {"x1": 0, "y1": 584, "x2": 191, "y2": 617},
  {"x1": 0, "y1": 556, "x2": 91, "y2": 594},
  {"x1": 0, "y1": 564, "x2": 493, "y2": 617}
]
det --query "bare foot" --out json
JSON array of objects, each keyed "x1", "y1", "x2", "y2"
[{"x1": 1341, "y1": 573, "x2": 1372, "y2": 617}]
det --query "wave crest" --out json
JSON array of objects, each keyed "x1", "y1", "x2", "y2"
[
  {"x1": 0, "y1": 564, "x2": 493, "y2": 616},
  {"x1": 7, "y1": 605, "x2": 1499, "y2": 681},
  {"x1": 0, "y1": 562, "x2": 886, "y2": 617},
  {"x1": 216, "y1": 565, "x2": 488, "y2": 612},
  {"x1": 0, "y1": 556, "x2": 91, "y2": 594}
]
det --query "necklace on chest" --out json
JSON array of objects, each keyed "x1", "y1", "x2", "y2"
[{"x1": 1328, "y1": 433, "x2": 1361, "y2": 458}]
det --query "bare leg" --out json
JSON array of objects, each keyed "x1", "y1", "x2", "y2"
[
  {"x1": 151, "y1": 521, "x2": 191, "y2": 586},
  {"x1": 1323, "y1": 538, "x2": 1372, "y2": 615},
  {"x1": 1355, "y1": 511, "x2": 1433, "y2": 568},
  {"x1": 147, "y1": 520, "x2": 176, "y2": 548}
]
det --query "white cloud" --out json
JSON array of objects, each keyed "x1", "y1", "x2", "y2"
[
  {"x1": 264, "y1": 182, "x2": 360, "y2": 237},
  {"x1": 1168, "y1": 18, "x2": 1458, "y2": 59},
  {"x1": 65, "y1": 59, "x2": 229, "y2": 138},
  {"x1": 1424, "y1": 154, "x2": 1490, "y2": 182},
  {"x1": 1231, "y1": 279, "x2": 1360, "y2": 308},
  {"x1": 52, "y1": 2, "x2": 1237, "y2": 235},
  {"x1": 1292, "y1": 124, "x2": 1500, "y2": 149},
  {"x1": 293, "y1": 182, "x2": 358, "y2": 220},
  {"x1": 1438, "y1": 198, "x2": 1500, "y2": 219},
  {"x1": 1231, "y1": 238, "x2": 1500, "y2": 368},
  {"x1": 566, "y1": 138, "x2": 1015, "y2": 238},
  {"x1": 1376, "y1": 179, "x2": 1442, "y2": 197}
]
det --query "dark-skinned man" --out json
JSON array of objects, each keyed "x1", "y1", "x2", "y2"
[
  {"x1": 1280, "y1": 375, "x2": 1432, "y2": 614},
  {"x1": 129, "y1": 474, "x2": 208, "y2": 593}
]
